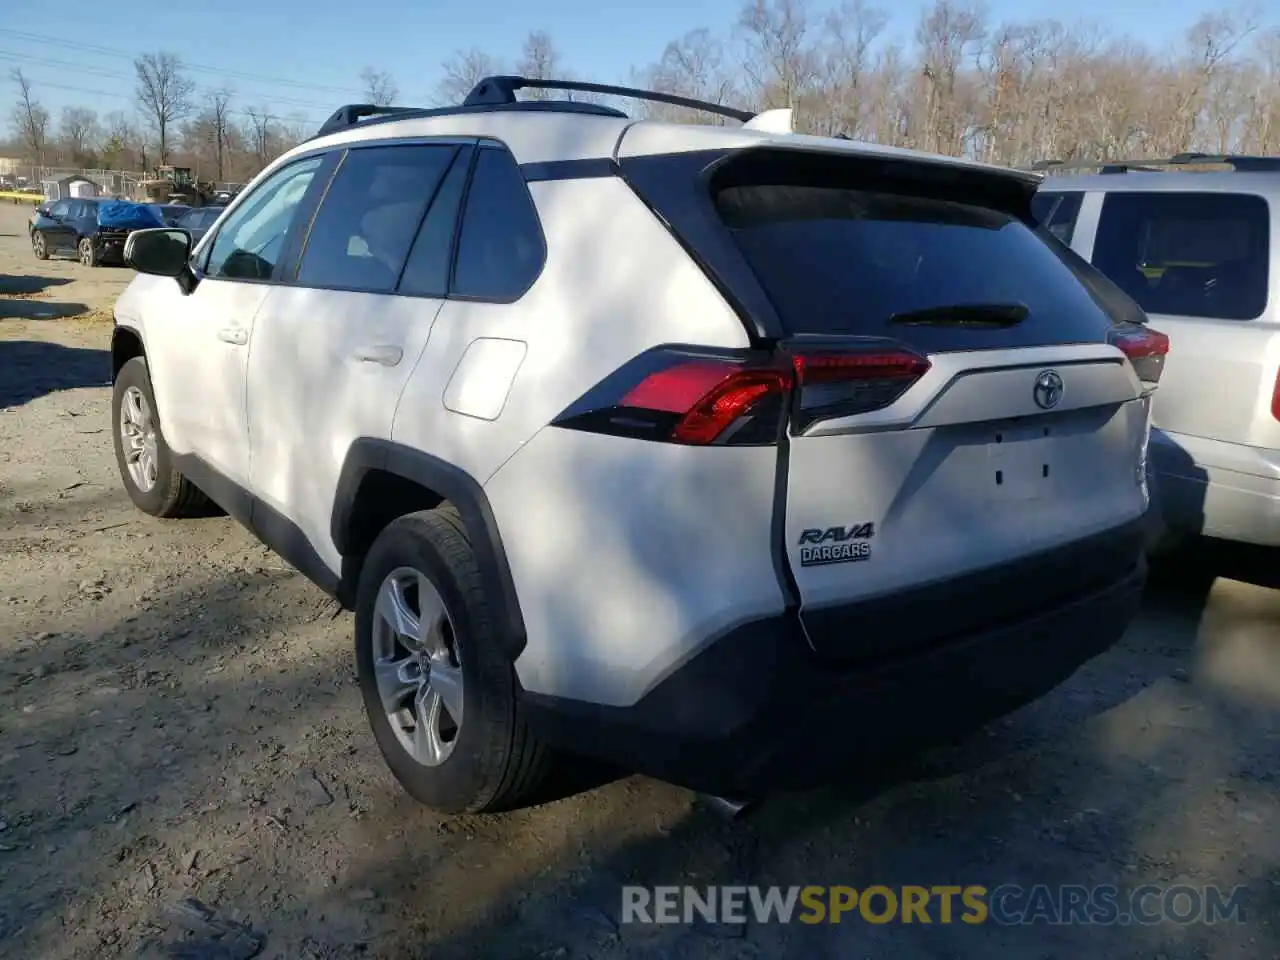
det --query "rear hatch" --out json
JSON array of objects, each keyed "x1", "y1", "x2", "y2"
[{"x1": 620, "y1": 140, "x2": 1155, "y2": 662}]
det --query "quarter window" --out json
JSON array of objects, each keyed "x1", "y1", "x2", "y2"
[
  {"x1": 1091, "y1": 191, "x2": 1270, "y2": 320},
  {"x1": 452, "y1": 147, "x2": 545, "y2": 301}
]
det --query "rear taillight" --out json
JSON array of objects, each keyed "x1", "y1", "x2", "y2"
[
  {"x1": 1272, "y1": 369, "x2": 1280, "y2": 423},
  {"x1": 552, "y1": 345, "x2": 931, "y2": 445},
  {"x1": 789, "y1": 350, "x2": 931, "y2": 433},
  {"x1": 1108, "y1": 323, "x2": 1169, "y2": 391}
]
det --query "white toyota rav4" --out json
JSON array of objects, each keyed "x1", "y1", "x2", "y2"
[{"x1": 110, "y1": 77, "x2": 1167, "y2": 814}]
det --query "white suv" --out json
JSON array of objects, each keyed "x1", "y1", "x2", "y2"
[
  {"x1": 1034, "y1": 155, "x2": 1280, "y2": 550},
  {"x1": 110, "y1": 77, "x2": 1163, "y2": 814}
]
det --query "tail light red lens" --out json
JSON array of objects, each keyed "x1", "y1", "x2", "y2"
[
  {"x1": 553, "y1": 345, "x2": 931, "y2": 445},
  {"x1": 1107, "y1": 324, "x2": 1169, "y2": 389},
  {"x1": 1272, "y1": 369, "x2": 1280, "y2": 423}
]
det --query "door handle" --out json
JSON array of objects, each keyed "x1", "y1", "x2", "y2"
[
  {"x1": 217, "y1": 327, "x2": 248, "y2": 345},
  {"x1": 352, "y1": 344, "x2": 403, "y2": 367}
]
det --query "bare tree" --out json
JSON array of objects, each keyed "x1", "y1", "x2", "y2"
[
  {"x1": 914, "y1": 0, "x2": 987, "y2": 154},
  {"x1": 8, "y1": 69, "x2": 50, "y2": 164},
  {"x1": 816, "y1": 0, "x2": 889, "y2": 137},
  {"x1": 736, "y1": 0, "x2": 821, "y2": 115},
  {"x1": 517, "y1": 30, "x2": 560, "y2": 100},
  {"x1": 209, "y1": 88, "x2": 232, "y2": 180},
  {"x1": 134, "y1": 52, "x2": 196, "y2": 164},
  {"x1": 434, "y1": 48, "x2": 503, "y2": 105},
  {"x1": 633, "y1": 28, "x2": 738, "y2": 123},
  {"x1": 244, "y1": 108, "x2": 274, "y2": 171},
  {"x1": 58, "y1": 107, "x2": 99, "y2": 165},
  {"x1": 359, "y1": 68, "x2": 399, "y2": 106}
]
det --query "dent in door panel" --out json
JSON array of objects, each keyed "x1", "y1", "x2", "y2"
[{"x1": 442, "y1": 338, "x2": 528, "y2": 421}]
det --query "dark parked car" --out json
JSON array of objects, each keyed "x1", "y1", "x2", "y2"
[
  {"x1": 174, "y1": 205, "x2": 226, "y2": 245},
  {"x1": 29, "y1": 197, "x2": 131, "y2": 266}
]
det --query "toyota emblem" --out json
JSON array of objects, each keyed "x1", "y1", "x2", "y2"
[{"x1": 1033, "y1": 370, "x2": 1064, "y2": 410}]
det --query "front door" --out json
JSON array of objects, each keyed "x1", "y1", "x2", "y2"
[{"x1": 145, "y1": 154, "x2": 331, "y2": 487}]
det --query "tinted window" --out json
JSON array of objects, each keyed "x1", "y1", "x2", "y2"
[
  {"x1": 48, "y1": 201, "x2": 71, "y2": 218},
  {"x1": 398, "y1": 146, "x2": 473, "y2": 298},
  {"x1": 295, "y1": 144, "x2": 457, "y2": 293},
  {"x1": 717, "y1": 184, "x2": 1117, "y2": 351},
  {"x1": 1030, "y1": 191, "x2": 1083, "y2": 243},
  {"x1": 205, "y1": 156, "x2": 323, "y2": 281},
  {"x1": 452, "y1": 147, "x2": 545, "y2": 300},
  {"x1": 1091, "y1": 192, "x2": 1269, "y2": 320},
  {"x1": 177, "y1": 209, "x2": 202, "y2": 229}
]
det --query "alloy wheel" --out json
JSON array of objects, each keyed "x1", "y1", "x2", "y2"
[
  {"x1": 119, "y1": 386, "x2": 159, "y2": 492},
  {"x1": 370, "y1": 566, "x2": 464, "y2": 766}
]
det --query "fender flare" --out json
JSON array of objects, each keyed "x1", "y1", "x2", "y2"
[{"x1": 331, "y1": 438, "x2": 526, "y2": 659}]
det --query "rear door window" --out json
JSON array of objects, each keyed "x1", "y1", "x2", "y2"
[
  {"x1": 717, "y1": 182, "x2": 1117, "y2": 352},
  {"x1": 1091, "y1": 192, "x2": 1270, "y2": 320},
  {"x1": 295, "y1": 143, "x2": 459, "y2": 293},
  {"x1": 1030, "y1": 191, "x2": 1083, "y2": 243}
]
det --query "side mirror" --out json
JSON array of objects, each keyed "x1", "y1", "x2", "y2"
[{"x1": 125, "y1": 228, "x2": 192, "y2": 278}]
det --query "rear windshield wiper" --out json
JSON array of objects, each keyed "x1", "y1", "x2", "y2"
[{"x1": 887, "y1": 302, "x2": 1029, "y2": 328}]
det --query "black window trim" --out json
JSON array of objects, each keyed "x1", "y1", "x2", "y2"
[{"x1": 394, "y1": 143, "x2": 475, "y2": 295}]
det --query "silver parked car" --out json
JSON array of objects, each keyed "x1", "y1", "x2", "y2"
[{"x1": 1034, "y1": 154, "x2": 1280, "y2": 550}]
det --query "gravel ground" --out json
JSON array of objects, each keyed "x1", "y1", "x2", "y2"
[{"x1": 2, "y1": 201, "x2": 1279, "y2": 959}]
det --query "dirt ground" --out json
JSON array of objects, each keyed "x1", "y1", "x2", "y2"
[{"x1": 2, "y1": 200, "x2": 1280, "y2": 960}]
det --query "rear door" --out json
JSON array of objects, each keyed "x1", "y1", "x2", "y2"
[
  {"x1": 622, "y1": 144, "x2": 1150, "y2": 661},
  {"x1": 246, "y1": 139, "x2": 470, "y2": 571},
  {"x1": 1086, "y1": 190, "x2": 1280, "y2": 450}
]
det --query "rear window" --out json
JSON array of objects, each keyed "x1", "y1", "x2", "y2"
[
  {"x1": 1091, "y1": 191, "x2": 1270, "y2": 320},
  {"x1": 716, "y1": 184, "x2": 1118, "y2": 350}
]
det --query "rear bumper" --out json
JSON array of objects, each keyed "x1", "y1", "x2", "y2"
[
  {"x1": 1149, "y1": 428, "x2": 1280, "y2": 547},
  {"x1": 93, "y1": 234, "x2": 128, "y2": 263},
  {"x1": 524, "y1": 528, "x2": 1146, "y2": 795}
]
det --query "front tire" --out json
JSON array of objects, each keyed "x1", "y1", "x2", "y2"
[
  {"x1": 355, "y1": 507, "x2": 551, "y2": 814},
  {"x1": 31, "y1": 230, "x2": 49, "y2": 260},
  {"x1": 111, "y1": 356, "x2": 209, "y2": 518}
]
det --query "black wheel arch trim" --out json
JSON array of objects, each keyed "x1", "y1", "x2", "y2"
[{"x1": 331, "y1": 438, "x2": 527, "y2": 659}]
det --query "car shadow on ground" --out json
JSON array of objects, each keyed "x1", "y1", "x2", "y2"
[
  {"x1": 0, "y1": 340, "x2": 110, "y2": 406},
  {"x1": 0, "y1": 300, "x2": 91, "y2": 321},
  {"x1": 0, "y1": 275, "x2": 73, "y2": 296}
]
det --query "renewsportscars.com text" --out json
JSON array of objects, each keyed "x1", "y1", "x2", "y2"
[{"x1": 621, "y1": 884, "x2": 1248, "y2": 926}]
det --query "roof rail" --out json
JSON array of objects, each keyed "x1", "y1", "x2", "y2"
[
  {"x1": 463, "y1": 75, "x2": 755, "y2": 123},
  {"x1": 1031, "y1": 154, "x2": 1280, "y2": 174},
  {"x1": 314, "y1": 104, "x2": 420, "y2": 140},
  {"x1": 307, "y1": 99, "x2": 629, "y2": 142}
]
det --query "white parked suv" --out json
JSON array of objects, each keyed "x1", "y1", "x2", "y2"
[
  {"x1": 1033, "y1": 154, "x2": 1280, "y2": 549},
  {"x1": 110, "y1": 76, "x2": 1164, "y2": 814}
]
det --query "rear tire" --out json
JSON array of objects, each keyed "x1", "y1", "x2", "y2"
[
  {"x1": 78, "y1": 237, "x2": 99, "y2": 267},
  {"x1": 355, "y1": 506, "x2": 551, "y2": 814},
  {"x1": 111, "y1": 356, "x2": 209, "y2": 518}
]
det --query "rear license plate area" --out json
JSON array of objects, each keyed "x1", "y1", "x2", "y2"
[{"x1": 985, "y1": 420, "x2": 1054, "y2": 503}]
